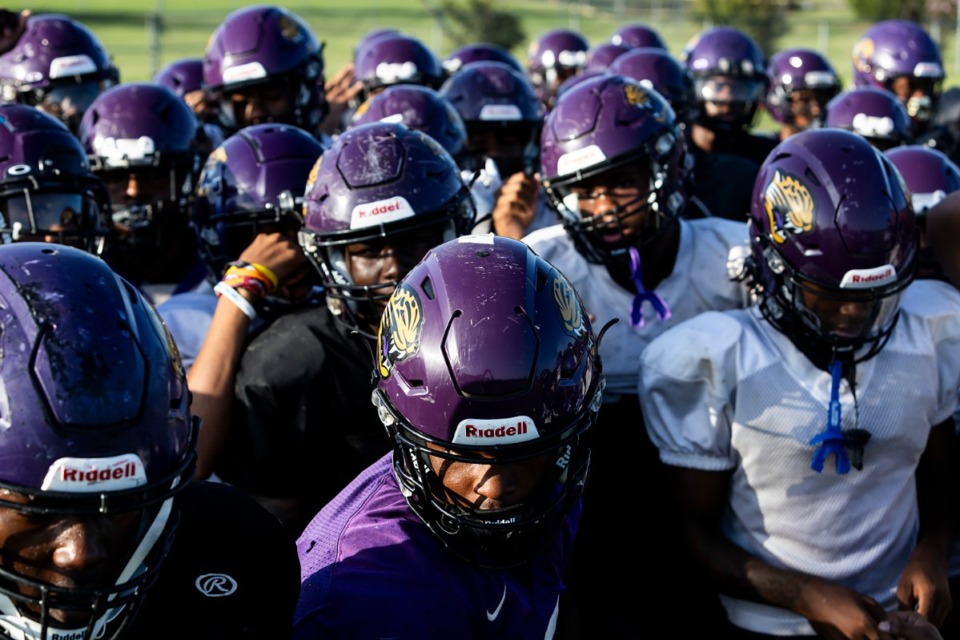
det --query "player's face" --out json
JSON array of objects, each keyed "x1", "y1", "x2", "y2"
[
  {"x1": 699, "y1": 75, "x2": 762, "y2": 124},
  {"x1": 0, "y1": 489, "x2": 140, "y2": 626},
  {"x1": 789, "y1": 88, "x2": 830, "y2": 130},
  {"x1": 798, "y1": 281, "x2": 890, "y2": 340},
  {"x1": 428, "y1": 447, "x2": 553, "y2": 511},
  {"x1": 226, "y1": 81, "x2": 296, "y2": 128},
  {"x1": 345, "y1": 222, "x2": 449, "y2": 308},
  {"x1": 890, "y1": 75, "x2": 937, "y2": 121},
  {"x1": 566, "y1": 162, "x2": 652, "y2": 243},
  {"x1": 467, "y1": 128, "x2": 529, "y2": 177},
  {"x1": 104, "y1": 169, "x2": 170, "y2": 210}
]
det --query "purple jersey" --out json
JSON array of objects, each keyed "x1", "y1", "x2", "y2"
[{"x1": 294, "y1": 453, "x2": 580, "y2": 639}]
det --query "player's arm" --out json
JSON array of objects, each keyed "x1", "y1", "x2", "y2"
[
  {"x1": 672, "y1": 464, "x2": 889, "y2": 639},
  {"x1": 187, "y1": 232, "x2": 305, "y2": 479},
  {"x1": 897, "y1": 417, "x2": 956, "y2": 625}
]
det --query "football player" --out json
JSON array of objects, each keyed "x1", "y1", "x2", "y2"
[
  {"x1": 294, "y1": 234, "x2": 603, "y2": 637},
  {"x1": 0, "y1": 242, "x2": 298, "y2": 639},
  {"x1": 640, "y1": 128, "x2": 959, "y2": 638},
  {"x1": 190, "y1": 122, "x2": 475, "y2": 530},
  {"x1": 79, "y1": 82, "x2": 205, "y2": 304},
  {"x1": 526, "y1": 73, "x2": 752, "y2": 636}
]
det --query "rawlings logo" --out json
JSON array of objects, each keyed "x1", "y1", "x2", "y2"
[
  {"x1": 453, "y1": 416, "x2": 540, "y2": 445},
  {"x1": 378, "y1": 283, "x2": 423, "y2": 378},
  {"x1": 195, "y1": 573, "x2": 238, "y2": 597},
  {"x1": 764, "y1": 170, "x2": 814, "y2": 244},
  {"x1": 41, "y1": 454, "x2": 147, "y2": 492}
]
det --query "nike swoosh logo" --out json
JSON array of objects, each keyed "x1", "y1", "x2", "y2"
[{"x1": 487, "y1": 583, "x2": 507, "y2": 622}]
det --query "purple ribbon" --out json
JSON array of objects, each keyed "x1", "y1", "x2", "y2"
[{"x1": 628, "y1": 246, "x2": 671, "y2": 329}]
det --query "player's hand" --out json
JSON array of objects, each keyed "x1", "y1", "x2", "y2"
[
  {"x1": 320, "y1": 63, "x2": 363, "y2": 135},
  {"x1": 798, "y1": 578, "x2": 887, "y2": 639},
  {"x1": 238, "y1": 232, "x2": 307, "y2": 283},
  {"x1": 879, "y1": 611, "x2": 944, "y2": 640},
  {"x1": 492, "y1": 171, "x2": 540, "y2": 240},
  {"x1": 0, "y1": 9, "x2": 28, "y2": 56},
  {"x1": 896, "y1": 543, "x2": 952, "y2": 626}
]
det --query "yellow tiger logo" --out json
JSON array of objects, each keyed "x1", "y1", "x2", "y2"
[
  {"x1": 624, "y1": 84, "x2": 647, "y2": 107},
  {"x1": 553, "y1": 276, "x2": 583, "y2": 335},
  {"x1": 852, "y1": 38, "x2": 875, "y2": 73},
  {"x1": 764, "y1": 170, "x2": 814, "y2": 244},
  {"x1": 377, "y1": 285, "x2": 423, "y2": 378}
]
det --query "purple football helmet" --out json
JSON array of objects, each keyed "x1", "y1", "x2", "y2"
[
  {"x1": 152, "y1": 57, "x2": 203, "y2": 99},
  {"x1": 749, "y1": 128, "x2": 915, "y2": 360},
  {"x1": 610, "y1": 23, "x2": 668, "y2": 50},
  {"x1": 350, "y1": 85, "x2": 467, "y2": 161},
  {"x1": 886, "y1": 145, "x2": 960, "y2": 279},
  {"x1": 586, "y1": 43, "x2": 632, "y2": 72},
  {"x1": 373, "y1": 234, "x2": 603, "y2": 568},
  {"x1": 0, "y1": 242, "x2": 194, "y2": 639},
  {"x1": 202, "y1": 5, "x2": 326, "y2": 135},
  {"x1": 0, "y1": 104, "x2": 112, "y2": 253},
  {"x1": 609, "y1": 47, "x2": 696, "y2": 124},
  {"x1": 540, "y1": 75, "x2": 689, "y2": 264},
  {"x1": 766, "y1": 48, "x2": 841, "y2": 128},
  {"x1": 298, "y1": 122, "x2": 475, "y2": 337},
  {"x1": 353, "y1": 33, "x2": 444, "y2": 100},
  {"x1": 526, "y1": 29, "x2": 590, "y2": 107},
  {"x1": 439, "y1": 61, "x2": 543, "y2": 176},
  {"x1": 80, "y1": 83, "x2": 201, "y2": 251},
  {"x1": 886, "y1": 145, "x2": 960, "y2": 214},
  {"x1": 0, "y1": 14, "x2": 119, "y2": 134},
  {"x1": 193, "y1": 123, "x2": 326, "y2": 282},
  {"x1": 824, "y1": 87, "x2": 912, "y2": 150},
  {"x1": 853, "y1": 20, "x2": 943, "y2": 126},
  {"x1": 442, "y1": 42, "x2": 523, "y2": 76},
  {"x1": 680, "y1": 26, "x2": 767, "y2": 132}
]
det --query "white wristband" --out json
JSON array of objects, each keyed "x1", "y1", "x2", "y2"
[{"x1": 214, "y1": 281, "x2": 257, "y2": 320}]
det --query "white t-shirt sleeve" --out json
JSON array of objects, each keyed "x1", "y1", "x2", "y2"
[{"x1": 638, "y1": 310, "x2": 744, "y2": 471}]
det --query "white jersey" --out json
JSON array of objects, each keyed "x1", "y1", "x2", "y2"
[
  {"x1": 523, "y1": 217, "x2": 751, "y2": 398},
  {"x1": 639, "y1": 278, "x2": 960, "y2": 636}
]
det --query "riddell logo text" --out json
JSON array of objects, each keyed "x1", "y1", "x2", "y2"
[
  {"x1": 357, "y1": 200, "x2": 401, "y2": 218},
  {"x1": 849, "y1": 268, "x2": 893, "y2": 284},
  {"x1": 464, "y1": 422, "x2": 528, "y2": 438},
  {"x1": 62, "y1": 462, "x2": 138, "y2": 483}
]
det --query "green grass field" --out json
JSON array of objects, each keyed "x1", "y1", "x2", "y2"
[{"x1": 24, "y1": 0, "x2": 960, "y2": 133}]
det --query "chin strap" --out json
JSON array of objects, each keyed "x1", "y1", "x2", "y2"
[{"x1": 628, "y1": 246, "x2": 671, "y2": 329}]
